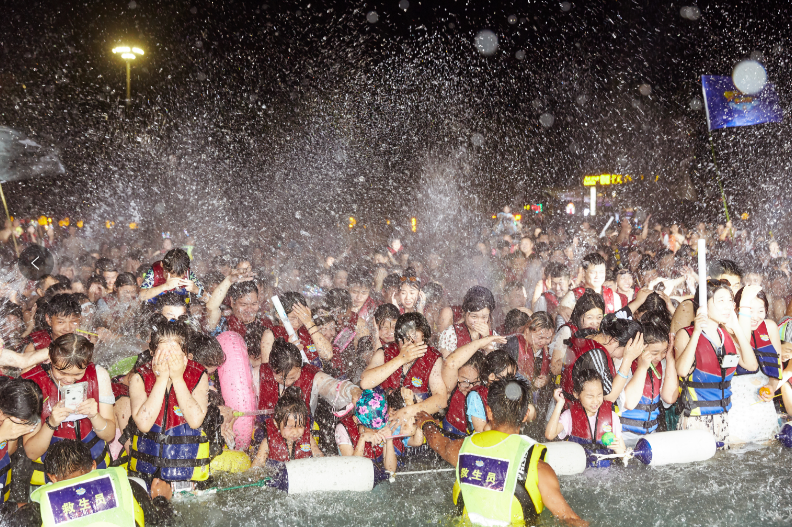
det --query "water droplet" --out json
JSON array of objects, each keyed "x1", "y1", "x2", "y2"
[
  {"x1": 732, "y1": 60, "x2": 766, "y2": 94},
  {"x1": 689, "y1": 97, "x2": 703, "y2": 111},
  {"x1": 750, "y1": 50, "x2": 765, "y2": 63},
  {"x1": 560, "y1": 1, "x2": 572, "y2": 12},
  {"x1": 196, "y1": 72, "x2": 207, "y2": 81},
  {"x1": 474, "y1": 30, "x2": 498, "y2": 56},
  {"x1": 508, "y1": 15, "x2": 517, "y2": 25},
  {"x1": 638, "y1": 83, "x2": 652, "y2": 96},
  {"x1": 680, "y1": 6, "x2": 701, "y2": 20},
  {"x1": 539, "y1": 113, "x2": 555, "y2": 128},
  {"x1": 471, "y1": 133, "x2": 484, "y2": 147},
  {"x1": 190, "y1": 6, "x2": 197, "y2": 14},
  {"x1": 128, "y1": 0, "x2": 137, "y2": 9},
  {"x1": 532, "y1": 99, "x2": 543, "y2": 110},
  {"x1": 398, "y1": 0, "x2": 409, "y2": 11},
  {"x1": 515, "y1": 50, "x2": 526, "y2": 60},
  {"x1": 367, "y1": 11, "x2": 379, "y2": 23}
]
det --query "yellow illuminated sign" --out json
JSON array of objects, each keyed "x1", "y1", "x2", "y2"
[{"x1": 583, "y1": 174, "x2": 657, "y2": 186}]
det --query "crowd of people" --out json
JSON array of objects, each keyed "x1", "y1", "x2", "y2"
[{"x1": 0, "y1": 210, "x2": 789, "y2": 527}]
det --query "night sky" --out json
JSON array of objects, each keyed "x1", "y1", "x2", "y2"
[{"x1": 0, "y1": 0, "x2": 790, "y2": 241}]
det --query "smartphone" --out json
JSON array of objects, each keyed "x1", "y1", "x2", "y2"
[
  {"x1": 720, "y1": 354, "x2": 740, "y2": 369},
  {"x1": 61, "y1": 382, "x2": 87, "y2": 410}
]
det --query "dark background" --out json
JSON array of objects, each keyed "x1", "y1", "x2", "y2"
[{"x1": 0, "y1": 0, "x2": 790, "y2": 245}]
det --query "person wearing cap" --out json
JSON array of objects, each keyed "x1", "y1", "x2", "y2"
[
  {"x1": 336, "y1": 389, "x2": 399, "y2": 474},
  {"x1": 415, "y1": 379, "x2": 586, "y2": 527}
]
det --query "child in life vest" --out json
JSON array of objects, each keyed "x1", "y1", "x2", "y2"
[
  {"x1": 250, "y1": 386, "x2": 323, "y2": 467},
  {"x1": 465, "y1": 351, "x2": 519, "y2": 434},
  {"x1": 139, "y1": 249, "x2": 205, "y2": 305},
  {"x1": 336, "y1": 389, "x2": 398, "y2": 474},
  {"x1": 545, "y1": 369, "x2": 626, "y2": 457}
]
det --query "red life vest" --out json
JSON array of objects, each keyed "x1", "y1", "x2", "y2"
[
  {"x1": 111, "y1": 377, "x2": 130, "y2": 399},
  {"x1": 151, "y1": 260, "x2": 166, "y2": 288},
  {"x1": 452, "y1": 323, "x2": 493, "y2": 349},
  {"x1": 339, "y1": 413, "x2": 383, "y2": 460},
  {"x1": 568, "y1": 399, "x2": 614, "y2": 444},
  {"x1": 560, "y1": 336, "x2": 615, "y2": 398},
  {"x1": 357, "y1": 296, "x2": 380, "y2": 322},
  {"x1": 516, "y1": 335, "x2": 550, "y2": 382},
  {"x1": 443, "y1": 384, "x2": 489, "y2": 437},
  {"x1": 572, "y1": 287, "x2": 627, "y2": 315},
  {"x1": 258, "y1": 363, "x2": 319, "y2": 414},
  {"x1": 451, "y1": 305, "x2": 464, "y2": 325},
  {"x1": 23, "y1": 363, "x2": 101, "y2": 442},
  {"x1": 271, "y1": 325, "x2": 318, "y2": 363},
  {"x1": 265, "y1": 418, "x2": 313, "y2": 462},
  {"x1": 380, "y1": 342, "x2": 441, "y2": 394},
  {"x1": 542, "y1": 291, "x2": 560, "y2": 317},
  {"x1": 136, "y1": 360, "x2": 207, "y2": 429},
  {"x1": 29, "y1": 330, "x2": 51, "y2": 351}
]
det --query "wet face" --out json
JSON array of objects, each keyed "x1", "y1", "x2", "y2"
[
  {"x1": 718, "y1": 273, "x2": 742, "y2": 296},
  {"x1": 465, "y1": 308, "x2": 490, "y2": 331},
  {"x1": 398, "y1": 329, "x2": 425, "y2": 350},
  {"x1": 232, "y1": 292, "x2": 259, "y2": 324},
  {"x1": 519, "y1": 238, "x2": 534, "y2": 256},
  {"x1": 708, "y1": 288, "x2": 735, "y2": 325},
  {"x1": 616, "y1": 272, "x2": 634, "y2": 292},
  {"x1": 51, "y1": 363, "x2": 87, "y2": 386},
  {"x1": 161, "y1": 304, "x2": 187, "y2": 321},
  {"x1": 103, "y1": 271, "x2": 118, "y2": 292},
  {"x1": 333, "y1": 270, "x2": 348, "y2": 289},
  {"x1": 457, "y1": 365, "x2": 480, "y2": 395},
  {"x1": 644, "y1": 341, "x2": 668, "y2": 365},
  {"x1": 530, "y1": 327, "x2": 554, "y2": 350},
  {"x1": 117, "y1": 285, "x2": 138, "y2": 304},
  {"x1": 507, "y1": 286, "x2": 527, "y2": 310},
  {"x1": 585, "y1": 264, "x2": 607, "y2": 290},
  {"x1": 349, "y1": 285, "x2": 370, "y2": 310},
  {"x1": 87, "y1": 283, "x2": 105, "y2": 303},
  {"x1": 47, "y1": 314, "x2": 80, "y2": 339},
  {"x1": 749, "y1": 296, "x2": 766, "y2": 331},
  {"x1": 399, "y1": 284, "x2": 419, "y2": 309},
  {"x1": 743, "y1": 273, "x2": 762, "y2": 287},
  {"x1": 551, "y1": 276, "x2": 570, "y2": 297},
  {"x1": 318, "y1": 320, "x2": 337, "y2": 342},
  {"x1": 236, "y1": 260, "x2": 252, "y2": 274},
  {"x1": 275, "y1": 366, "x2": 303, "y2": 388},
  {"x1": 378, "y1": 318, "x2": 397, "y2": 344},
  {"x1": 576, "y1": 378, "x2": 604, "y2": 416},
  {"x1": 581, "y1": 308, "x2": 604, "y2": 330},
  {"x1": 278, "y1": 414, "x2": 306, "y2": 443}
]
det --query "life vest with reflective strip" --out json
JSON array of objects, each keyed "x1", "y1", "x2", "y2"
[
  {"x1": 258, "y1": 363, "x2": 318, "y2": 416},
  {"x1": 560, "y1": 336, "x2": 615, "y2": 399},
  {"x1": 29, "y1": 329, "x2": 52, "y2": 351},
  {"x1": 736, "y1": 320, "x2": 782, "y2": 379},
  {"x1": 265, "y1": 418, "x2": 313, "y2": 462},
  {"x1": 679, "y1": 326, "x2": 737, "y2": 416},
  {"x1": 516, "y1": 335, "x2": 550, "y2": 382},
  {"x1": 568, "y1": 399, "x2": 614, "y2": 445},
  {"x1": 380, "y1": 342, "x2": 440, "y2": 395},
  {"x1": 23, "y1": 363, "x2": 109, "y2": 485},
  {"x1": 618, "y1": 361, "x2": 663, "y2": 434},
  {"x1": 0, "y1": 439, "x2": 11, "y2": 503},
  {"x1": 271, "y1": 326, "x2": 320, "y2": 367},
  {"x1": 128, "y1": 360, "x2": 210, "y2": 482}
]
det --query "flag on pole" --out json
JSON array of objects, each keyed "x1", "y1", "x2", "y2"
[{"x1": 701, "y1": 75, "x2": 783, "y2": 131}]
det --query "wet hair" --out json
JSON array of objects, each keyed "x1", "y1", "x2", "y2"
[
  {"x1": 228, "y1": 280, "x2": 258, "y2": 301},
  {"x1": 487, "y1": 378, "x2": 532, "y2": 428},
  {"x1": 244, "y1": 323, "x2": 266, "y2": 360},
  {"x1": 148, "y1": 314, "x2": 189, "y2": 354},
  {"x1": 324, "y1": 288, "x2": 352, "y2": 313},
  {"x1": 693, "y1": 279, "x2": 734, "y2": 310},
  {"x1": 528, "y1": 311, "x2": 554, "y2": 332},
  {"x1": 94, "y1": 257, "x2": 116, "y2": 273},
  {"x1": 135, "y1": 264, "x2": 150, "y2": 280},
  {"x1": 569, "y1": 290, "x2": 605, "y2": 330},
  {"x1": 382, "y1": 273, "x2": 402, "y2": 289},
  {"x1": 114, "y1": 272, "x2": 138, "y2": 290},
  {"x1": 202, "y1": 271, "x2": 226, "y2": 289},
  {"x1": 483, "y1": 350, "x2": 517, "y2": 380},
  {"x1": 156, "y1": 291, "x2": 190, "y2": 313},
  {"x1": 274, "y1": 386, "x2": 309, "y2": 428},
  {"x1": 462, "y1": 350, "x2": 486, "y2": 378},
  {"x1": 573, "y1": 368, "x2": 603, "y2": 395},
  {"x1": 346, "y1": 268, "x2": 372, "y2": 288},
  {"x1": 462, "y1": 286, "x2": 496, "y2": 314},
  {"x1": 269, "y1": 337, "x2": 303, "y2": 376},
  {"x1": 44, "y1": 440, "x2": 94, "y2": 480},
  {"x1": 386, "y1": 388, "x2": 408, "y2": 412},
  {"x1": 44, "y1": 283, "x2": 70, "y2": 299},
  {"x1": 0, "y1": 377, "x2": 43, "y2": 426},
  {"x1": 734, "y1": 287, "x2": 769, "y2": 314},
  {"x1": 86, "y1": 276, "x2": 107, "y2": 291},
  {"x1": 161, "y1": 249, "x2": 191, "y2": 276},
  {"x1": 50, "y1": 334, "x2": 94, "y2": 371},
  {"x1": 545, "y1": 262, "x2": 570, "y2": 279},
  {"x1": 581, "y1": 252, "x2": 607, "y2": 270},
  {"x1": 47, "y1": 294, "x2": 82, "y2": 320},
  {"x1": 599, "y1": 315, "x2": 643, "y2": 347},
  {"x1": 422, "y1": 282, "x2": 444, "y2": 304},
  {"x1": 641, "y1": 318, "x2": 670, "y2": 346},
  {"x1": 503, "y1": 281, "x2": 524, "y2": 295},
  {"x1": 394, "y1": 312, "x2": 432, "y2": 344},
  {"x1": 503, "y1": 309, "x2": 530, "y2": 334},
  {"x1": 639, "y1": 309, "x2": 672, "y2": 330},
  {"x1": 708, "y1": 259, "x2": 743, "y2": 281},
  {"x1": 189, "y1": 334, "x2": 226, "y2": 369},
  {"x1": 633, "y1": 292, "x2": 670, "y2": 320},
  {"x1": 374, "y1": 303, "x2": 401, "y2": 327},
  {"x1": 35, "y1": 275, "x2": 55, "y2": 294},
  {"x1": 279, "y1": 292, "x2": 307, "y2": 314},
  {"x1": 53, "y1": 275, "x2": 72, "y2": 287}
]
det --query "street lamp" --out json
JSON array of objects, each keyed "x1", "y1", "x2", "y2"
[{"x1": 111, "y1": 46, "x2": 144, "y2": 104}]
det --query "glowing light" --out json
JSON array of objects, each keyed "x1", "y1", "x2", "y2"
[
  {"x1": 349, "y1": 216, "x2": 356, "y2": 229},
  {"x1": 129, "y1": 222, "x2": 138, "y2": 229},
  {"x1": 514, "y1": 214, "x2": 522, "y2": 221},
  {"x1": 76, "y1": 220, "x2": 84, "y2": 228},
  {"x1": 492, "y1": 215, "x2": 497, "y2": 219},
  {"x1": 411, "y1": 217, "x2": 417, "y2": 233},
  {"x1": 121, "y1": 53, "x2": 136, "y2": 60},
  {"x1": 38, "y1": 215, "x2": 48, "y2": 226},
  {"x1": 566, "y1": 203, "x2": 576, "y2": 214},
  {"x1": 386, "y1": 220, "x2": 391, "y2": 225},
  {"x1": 741, "y1": 212, "x2": 749, "y2": 220},
  {"x1": 63, "y1": 217, "x2": 69, "y2": 227},
  {"x1": 131, "y1": 47, "x2": 144, "y2": 55},
  {"x1": 112, "y1": 47, "x2": 131, "y2": 54},
  {"x1": 105, "y1": 221, "x2": 115, "y2": 229}
]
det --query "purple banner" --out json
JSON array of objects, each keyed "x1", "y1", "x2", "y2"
[
  {"x1": 459, "y1": 453, "x2": 509, "y2": 492},
  {"x1": 46, "y1": 475, "x2": 118, "y2": 525}
]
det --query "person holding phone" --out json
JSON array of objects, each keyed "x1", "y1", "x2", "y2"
[{"x1": 22, "y1": 334, "x2": 116, "y2": 486}]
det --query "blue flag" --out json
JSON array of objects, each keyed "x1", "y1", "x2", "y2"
[{"x1": 701, "y1": 75, "x2": 783, "y2": 131}]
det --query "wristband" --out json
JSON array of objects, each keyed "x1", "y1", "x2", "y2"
[
  {"x1": 45, "y1": 417, "x2": 58, "y2": 431},
  {"x1": 93, "y1": 418, "x2": 108, "y2": 433},
  {"x1": 420, "y1": 419, "x2": 441, "y2": 434},
  {"x1": 616, "y1": 370, "x2": 630, "y2": 380},
  {"x1": 738, "y1": 311, "x2": 751, "y2": 317}
]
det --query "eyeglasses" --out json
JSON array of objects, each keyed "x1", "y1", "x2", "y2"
[{"x1": 459, "y1": 379, "x2": 480, "y2": 388}]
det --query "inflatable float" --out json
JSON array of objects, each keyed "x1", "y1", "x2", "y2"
[{"x1": 216, "y1": 331, "x2": 257, "y2": 451}]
